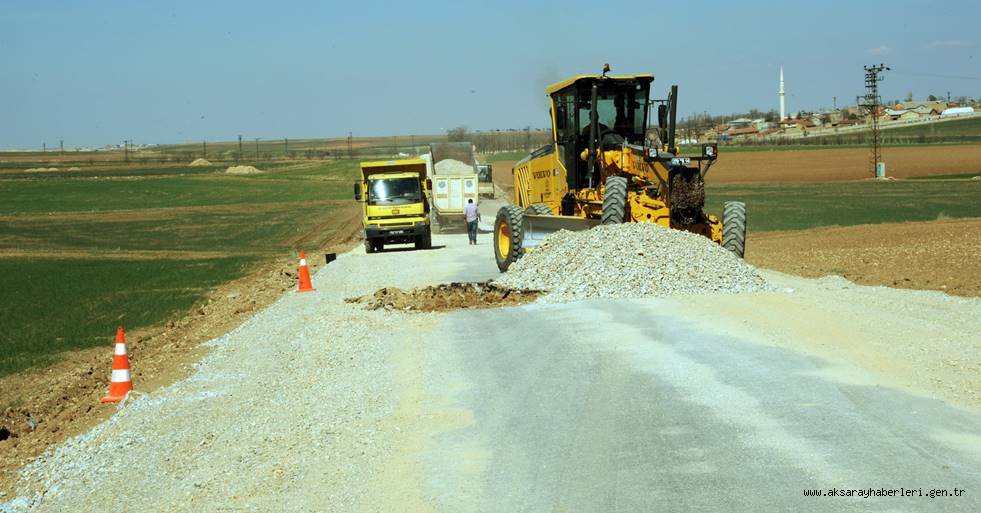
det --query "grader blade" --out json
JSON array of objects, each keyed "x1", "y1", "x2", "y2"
[{"x1": 520, "y1": 215, "x2": 600, "y2": 251}]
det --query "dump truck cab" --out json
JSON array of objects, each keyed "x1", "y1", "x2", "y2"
[{"x1": 355, "y1": 159, "x2": 432, "y2": 253}]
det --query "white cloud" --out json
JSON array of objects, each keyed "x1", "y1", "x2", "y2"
[
  {"x1": 869, "y1": 45, "x2": 892, "y2": 56},
  {"x1": 924, "y1": 40, "x2": 970, "y2": 49}
]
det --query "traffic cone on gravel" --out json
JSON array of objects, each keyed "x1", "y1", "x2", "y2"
[
  {"x1": 100, "y1": 326, "x2": 133, "y2": 404},
  {"x1": 297, "y1": 250, "x2": 315, "y2": 293}
]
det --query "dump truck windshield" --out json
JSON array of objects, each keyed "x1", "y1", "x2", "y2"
[{"x1": 368, "y1": 177, "x2": 422, "y2": 206}]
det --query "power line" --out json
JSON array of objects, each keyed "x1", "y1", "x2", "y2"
[
  {"x1": 890, "y1": 70, "x2": 981, "y2": 82},
  {"x1": 857, "y1": 64, "x2": 889, "y2": 178}
]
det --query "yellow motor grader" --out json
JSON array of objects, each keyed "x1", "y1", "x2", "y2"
[{"x1": 494, "y1": 65, "x2": 746, "y2": 272}]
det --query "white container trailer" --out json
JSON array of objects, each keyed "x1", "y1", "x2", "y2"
[{"x1": 428, "y1": 142, "x2": 479, "y2": 231}]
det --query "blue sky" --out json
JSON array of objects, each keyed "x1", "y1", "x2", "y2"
[{"x1": 2, "y1": 0, "x2": 979, "y2": 148}]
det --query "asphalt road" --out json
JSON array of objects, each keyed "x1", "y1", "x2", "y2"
[
  {"x1": 413, "y1": 298, "x2": 980, "y2": 512},
  {"x1": 391, "y1": 228, "x2": 981, "y2": 512}
]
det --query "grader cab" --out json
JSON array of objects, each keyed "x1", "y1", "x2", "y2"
[{"x1": 494, "y1": 65, "x2": 746, "y2": 271}]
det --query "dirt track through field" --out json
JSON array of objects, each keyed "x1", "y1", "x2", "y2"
[{"x1": 0, "y1": 200, "x2": 348, "y2": 223}]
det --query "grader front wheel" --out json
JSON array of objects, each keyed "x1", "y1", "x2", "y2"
[
  {"x1": 602, "y1": 176, "x2": 628, "y2": 224},
  {"x1": 722, "y1": 201, "x2": 747, "y2": 258},
  {"x1": 494, "y1": 206, "x2": 525, "y2": 272}
]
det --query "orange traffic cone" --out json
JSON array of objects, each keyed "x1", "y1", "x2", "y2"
[
  {"x1": 101, "y1": 326, "x2": 133, "y2": 403},
  {"x1": 297, "y1": 250, "x2": 315, "y2": 293}
]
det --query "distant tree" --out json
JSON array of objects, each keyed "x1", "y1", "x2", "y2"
[
  {"x1": 446, "y1": 126, "x2": 468, "y2": 142},
  {"x1": 905, "y1": 92, "x2": 914, "y2": 102},
  {"x1": 927, "y1": 94, "x2": 938, "y2": 101}
]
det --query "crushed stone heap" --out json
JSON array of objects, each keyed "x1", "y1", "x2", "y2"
[
  {"x1": 494, "y1": 222, "x2": 770, "y2": 300},
  {"x1": 433, "y1": 159, "x2": 474, "y2": 175},
  {"x1": 224, "y1": 165, "x2": 263, "y2": 175}
]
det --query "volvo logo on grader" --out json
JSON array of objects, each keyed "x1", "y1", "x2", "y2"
[{"x1": 493, "y1": 65, "x2": 745, "y2": 272}]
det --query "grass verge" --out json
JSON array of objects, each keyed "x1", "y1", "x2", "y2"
[
  {"x1": 706, "y1": 179, "x2": 981, "y2": 232},
  {"x1": 0, "y1": 256, "x2": 256, "y2": 376}
]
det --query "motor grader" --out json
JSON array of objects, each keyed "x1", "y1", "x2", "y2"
[{"x1": 493, "y1": 65, "x2": 746, "y2": 271}]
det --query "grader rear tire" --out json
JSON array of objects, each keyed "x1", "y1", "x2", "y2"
[
  {"x1": 494, "y1": 206, "x2": 525, "y2": 272},
  {"x1": 602, "y1": 176, "x2": 627, "y2": 224},
  {"x1": 526, "y1": 203, "x2": 553, "y2": 216},
  {"x1": 722, "y1": 201, "x2": 747, "y2": 258}
]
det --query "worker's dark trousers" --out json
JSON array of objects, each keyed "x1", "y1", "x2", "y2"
[{"x1": 467, "y1": 220, "x2": 478, "y2": 243}]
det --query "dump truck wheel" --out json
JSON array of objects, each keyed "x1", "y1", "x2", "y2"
[
  {"x1": 364, "y1": 239, "x2": 375, "y2": 254},
  {"x1": 430, "y1": 211, "x2": 443, "y2": 234},
  {"x1": 526, "y1": 203, "x2": 553, "y2": 216},
  {"x1": 494, "y1": 206, "x2": 524, "y2": 272},
  {"x1": 602, "y1": 176, "x2": 627, "y2": 224},
  {"x1": 722, "y1": 201, "x2": 747, "y2": 258},
  {"x1": 415, "y1": 230, "x2": 432, "y2": 250}
]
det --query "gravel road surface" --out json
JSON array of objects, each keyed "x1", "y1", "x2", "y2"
[{"x1": 3, "y1": 229, "x2": 979, "y2": 512}]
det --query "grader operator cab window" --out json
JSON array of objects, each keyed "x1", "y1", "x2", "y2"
[
  {"x1": 576, "y1": 83, "x2": 648, "y2": 147},
  {"x1": 367, "y1": 177, "x2": 422, "y2": 206}
]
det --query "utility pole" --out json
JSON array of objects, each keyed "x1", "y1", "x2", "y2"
[
  {"x1": 42, "y1": 142, "x2": 46, "y2": 153},
  {"x1": 947, "y1": 91, "x2": 951, "y2": 103},
  {"x1": 203, "y1": 141, "x2": 207, "y2": 159},
  {"x1": 124, "y1": 140, "x2": 130, "y2": 163},
  {"x1": 833, "y1": 96, "x2": 837, "y2": 110},
  {"x1": 238, "y1": 135, "x2": 243, "y2": 162},
  {"x1": 347, "y1": 132, "x2": 353, "y2": 159},
  {"x1": 60, "y1": 140, "x2": 64, "y2": 156},
  {"x1": 284, "y1": 138, "x2": 288, "y2": 156},
  {"x1": 255, "y1": 138, "x2": 260, "y2": 160},
  {"x1": 393, "y1": 135, "x2": 398, "y2": 154},
  {"x1": 857, "y1": 64, "x2": 889, "y2": 178}
]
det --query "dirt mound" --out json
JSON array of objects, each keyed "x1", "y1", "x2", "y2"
[
  {"x1": 347, "y1": 282, "x2": 537, "y2": 312},
  {"x1": 495, "y1": 223, "x2": 769, "y2": 300},
  {"x1": 67, "y1": 167, "x2": 81, "y2": 171},
  {"x1": 188, "y1": 158, "x2": 212, "y2": 167},
  {"x1": 23, "y1": 167, "x2": 59, "y2": 173},
  {"x1": 224, "y1": 165, "x2": 263, "y2": 175}
]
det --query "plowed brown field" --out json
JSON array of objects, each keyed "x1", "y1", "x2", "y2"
[
  {"x1": 710, "y1": 145, "x2": 981, "y2": 183},
  {"x1": 488, "y1": 145, "x2": 981, "y2": 185},
  {"x1": 748, "y1": 218, "x2": 981, "y2": 297}
]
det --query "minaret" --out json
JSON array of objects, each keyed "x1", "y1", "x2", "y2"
[{"x1": 779, "y1": 67, "x2": 786, "y2": 120}]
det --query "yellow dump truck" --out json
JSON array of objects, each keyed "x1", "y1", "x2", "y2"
[{"x1": 354, "y1": 159, "x2": 432, "y2": 253}]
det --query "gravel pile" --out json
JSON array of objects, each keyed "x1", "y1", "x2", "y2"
[
  {"x1": 188, "y1": 158, "x2": 212, "y2": 166},
  {"x1": 224, "y1": 165, "x2": 263, "y2": 175},
  {"x1": 494, "y1": 223, "x2": 770, "y2": 300},
  {"x1": 433, "y1": 159, "x2": 474, "y2": 175}
]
